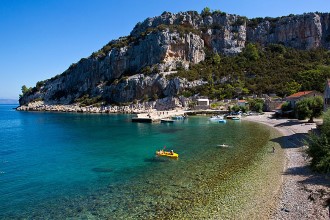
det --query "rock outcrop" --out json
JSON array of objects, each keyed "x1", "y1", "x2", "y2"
[
  {"x1": 19, "y1": 11, "x2": 330, "y2": 108},
  {"x1": 247, "y1": 13, "x2": 330, "y2": 50}
]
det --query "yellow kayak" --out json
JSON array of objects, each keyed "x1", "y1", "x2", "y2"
[{"x1": 156, "y1": 150, "x2": 179, "y2": 158}]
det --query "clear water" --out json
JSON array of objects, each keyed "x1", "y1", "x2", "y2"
[{"x1": 0, "y1": 105, "x2": 272, "y2": 219}]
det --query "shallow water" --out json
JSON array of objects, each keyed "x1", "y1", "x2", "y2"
[{"x1": 0, "y1": 105, "x2": 276, "y2": 219}]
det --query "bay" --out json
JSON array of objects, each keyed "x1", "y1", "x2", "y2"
[{"x1": 0, "y1": 104, "x2": 279, "y2": 219}]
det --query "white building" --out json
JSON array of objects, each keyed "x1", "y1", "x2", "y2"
[{"x1": 197, "y1": 99, "x2": 210, "y2": 106}]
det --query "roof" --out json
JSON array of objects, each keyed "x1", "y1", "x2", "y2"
[
  {"x1": 197, "y1": 99, "x2": 209, "y2": 101},
  {"x1": 238, "y1": 100, "x2": 246, "y2": 103},
  {"x1": 286, "y1": 91, "x2": 313, "y2": 99}
]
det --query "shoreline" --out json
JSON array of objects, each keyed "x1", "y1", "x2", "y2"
[{"x1": 242, "y1": 112, "x2": 330, "y2": 219}]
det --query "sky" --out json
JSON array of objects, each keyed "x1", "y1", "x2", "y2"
[{"x1": 1, "y1": 0, "x2": 330, "y2": 100}]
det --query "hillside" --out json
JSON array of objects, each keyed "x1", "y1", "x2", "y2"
[{"x1": 19, "y1": 10, "x2": 330, "y2": 107}]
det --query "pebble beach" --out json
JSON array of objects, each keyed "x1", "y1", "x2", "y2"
[{"x1": 243, "y1": 112, "x2": 330, "y2": 219}]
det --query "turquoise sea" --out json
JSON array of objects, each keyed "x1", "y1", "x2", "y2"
[{"x1": 0, "y1": 104, "x2": 276, "y2": 219}]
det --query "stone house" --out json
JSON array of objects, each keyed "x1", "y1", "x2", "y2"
[
  {"x1": 265, "y1": 99, "x2": 286, "y2": 112},
  {"x1": 237, "y1": 100, "x2": 247, "y2": 107},
  {"x1": 285, "y1": 91, "x2": 322, "y2": 109}
]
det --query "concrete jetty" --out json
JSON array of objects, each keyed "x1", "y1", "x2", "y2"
[{"x1": 132, "y1": 109, "x2": 186, "y2": 123}]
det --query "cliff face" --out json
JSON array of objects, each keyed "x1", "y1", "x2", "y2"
[
  {"x1": 19, "y1": 11, "x2": 330, "y2": 106},
  {"x1": 247, "y1": 13, "x2": 330, "y2": 50}
]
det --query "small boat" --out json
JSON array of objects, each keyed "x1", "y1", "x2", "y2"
[
  {"x1": 161, "y1": 118, "x2": 175, "y2": 123},
  {"x1": 156, "y1": 150, "x2": 179, "y2": 158},
  {"x1": 217, "y1": 144, "x2": 229, "y2": 148},
  {"x1": 218, "y1": 119, "x2": 227, "y2": 123},
  {"x1": 172, "y1": 115, "x2": 185, "y2": 120},
  {"x1": 232, "y1": 117, "x2": 240, "y2": 120},
  {"x1": 210, "y1": 115, "x2": 224, "y2": 121},
  {"x1": 226, "y1": 114, "x2": 241, "y2": 119}
]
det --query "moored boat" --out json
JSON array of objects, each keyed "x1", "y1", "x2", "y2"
[
  {"x1": 161, "y1": 118, "x2": 175, "y2": 123},
  {"x1": 210, "y1": 115, "x2": 224, "y2": 121},
  {"x1": 172, "y1": 115, "x2": 185, "y2": 120}
]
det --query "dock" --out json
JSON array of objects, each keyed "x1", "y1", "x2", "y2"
[{"x1": 132, "y1": 109, "x2": 186, "y2": 123}]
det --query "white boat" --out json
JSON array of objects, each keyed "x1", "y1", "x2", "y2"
[
  {"x1": 161, "y1": 118, "x2": 175, "y2": 123},
  {"x1": 209, "y1": 115, "x2": 224, "y2": 121}
]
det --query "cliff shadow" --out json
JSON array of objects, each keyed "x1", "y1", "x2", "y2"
[
  {"x1": 283, "y1": 165, "x2": 330, "y2": 188},
  {"x1": 270, "y1": 133, "x2": 308, "y2": 149},
  {"x1": 273, "y1": 119, "x2": 308, "y2": 128}
]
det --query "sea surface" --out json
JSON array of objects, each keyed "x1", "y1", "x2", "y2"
[{"x1": 0, "y1": 104, "x2": 278, "y2": 219}]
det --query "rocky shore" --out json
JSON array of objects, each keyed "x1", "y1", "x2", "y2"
[
  {"x1": 243, "y1": 112, "x2": 330, "y2": 219},
  {"x1": 16, "y1": 97, "x2": 187, "y2": 114}
]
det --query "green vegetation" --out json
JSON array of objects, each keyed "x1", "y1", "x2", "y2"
[
  {"x1": 281, "y1": 102, "x2": 293, "y2": 111},
  {"x1": 201, "y1": 7, "x2": 212, "y2": 17},
  {"x1": 296, "y1": 66, "x2": 330, "y2": 92},
  {"x1": 21, "y1": 85, "x2": 31, "y2": 95},
  {"x1": 284, "y1": 81, "x2": 301, "y2": 95},
  {"x1": 91, "y1": 36, "x2": 137, "y2": 59},
  {"x1": 230, "y1": 104, "x2": 247, "y2": 113},
  {"x1": 307, "y1": 109, "x2": 330, "y2": 173},
  {"x1": 248, "y1": 98, "x2": 265, "y2": 113},
  {"x1": 247, "y1": 17, "x2": 264, "y2": 28},
  {"x1": 244, "y1": 43, "x2": 260, "y2": 61},
  {"x1": 75, "y1": 94, "x2": 102, "y2": 107},
  {"x1": 233, "y1": 16, "x2": 247, "y2": 26},
  {"x1": 169, "y1": 44, "x2": 330, "y2": 99},
  {"x1": 296, "y1": 96, "x2": 323, "y2": 121},
  {"x1": 202, "y1": 7, "x2": 227, "y2": 17}
]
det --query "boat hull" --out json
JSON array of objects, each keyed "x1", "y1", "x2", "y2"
[{"x1": 156, "y1": 151, "x2": 179, "y2": 158}]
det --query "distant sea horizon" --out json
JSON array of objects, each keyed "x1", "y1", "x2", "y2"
[{"x1": 0, "y1": 99, "x2": 18, "y2": 104}]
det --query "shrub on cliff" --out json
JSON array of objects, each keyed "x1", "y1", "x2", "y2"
[{"x1": 201, "y1": 7, "x2": 212, "y2": 17}]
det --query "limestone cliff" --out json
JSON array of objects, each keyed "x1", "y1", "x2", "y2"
[{"x1": 19, "y1": 11, "x2": 330, "y2": 106}]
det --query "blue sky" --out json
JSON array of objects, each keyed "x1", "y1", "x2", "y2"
[{"x1": 1, "y1": 0, "x2": 329, "y2": 100}]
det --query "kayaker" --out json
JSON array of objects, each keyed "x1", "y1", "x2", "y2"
[{"x1": 170, "y1": 150, "x2": 174, "y2": 155}]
